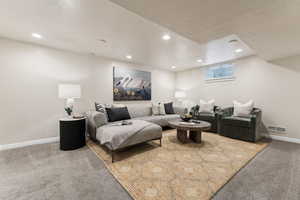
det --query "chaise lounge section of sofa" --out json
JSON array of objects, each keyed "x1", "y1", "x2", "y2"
[{"x1": 87, "y1": 104, "x2": 187, "y2": 162}]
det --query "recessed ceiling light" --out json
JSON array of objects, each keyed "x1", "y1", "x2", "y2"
[
  {"x1": 197, "y1": 59, "x2": 203, "y2": 63},
  {"x1": 162, "y1": 34, "x2": 171, "y2": 40},
  {"x1": 171, "y1": 66, "x2": 176, "y2": 69},
  {"x1": 235, "y1": 48, "x2": 243, "y2": 53},
  {"x1": 126, "y1": 55, "x2": 132, "y2": 59},
  {"x1": 31, "y1": 33, "x2": 43, "y2": 39}
]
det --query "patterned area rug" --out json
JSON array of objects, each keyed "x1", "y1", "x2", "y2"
[{"x1": 87, "y1": 130, "x2": 268, "y2": 200}]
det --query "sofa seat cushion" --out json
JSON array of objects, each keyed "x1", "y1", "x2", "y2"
[
  {"x1": 96, "y1": 119, "x2": 162, "y2": 150},
  {"x1": 135, "y1": 114, "x2": 180, "y2": 127},
  {"x1": 135, "y1": 116, "x2": 167, "y2": 126},
  {"x1": 222, "y1": 116, "x2": 251, "y2": 127},
  {"x1": 162, "y1": 114, "x2": 180, "y2": 120}
]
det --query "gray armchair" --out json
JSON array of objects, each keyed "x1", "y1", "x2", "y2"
[
  {"x1": 190, "y1": 105, "x2": 221, "y2": 133},
  {"x1": 219, "y1": 107, "x2": 262, "y2": 142}
]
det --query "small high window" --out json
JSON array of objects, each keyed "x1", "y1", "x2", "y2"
[{"x1": 205, "y1": 63, "x2": 235, "y2": 82}]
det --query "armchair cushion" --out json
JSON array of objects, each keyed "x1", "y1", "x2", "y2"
[
  {"x1": 198, "y1": 113, "x2": 215, "y2": 118},
  {"x1": 195, "y1": 113, "x2": 218, "y2": 132}
]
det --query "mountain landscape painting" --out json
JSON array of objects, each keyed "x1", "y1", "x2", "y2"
[{"x1": 113, "y1": 67, "x2": 151, "y2": 101}]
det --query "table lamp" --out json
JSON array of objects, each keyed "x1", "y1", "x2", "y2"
[{"x1": 58, "y1": 84, "x2": 81, "y2": 117}]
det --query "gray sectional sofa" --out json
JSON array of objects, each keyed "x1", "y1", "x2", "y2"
[{"x1": 87, "y1": 104, "x2": 187, "y2": 162}]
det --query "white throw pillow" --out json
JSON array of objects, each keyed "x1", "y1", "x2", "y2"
[
  {"x1": 159, "y1": 103, "x2": 166, "y2": 115},
  {"x1": 233, "y1": 100, "x2": 254, "y2": 117},
  {"x1": 152, "y1": 102, "x2": 166, "y2": 115},
  {"x1": 199, "y1": 99, "x2": 215, "y2": 113},
  {"x1": 152, "y1": 103, "x2": 160, "y2": 115}
]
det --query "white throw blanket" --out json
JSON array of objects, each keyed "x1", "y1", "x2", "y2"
[{"x1": 97, "y1": 120, "x2": 153, "y2": 150}]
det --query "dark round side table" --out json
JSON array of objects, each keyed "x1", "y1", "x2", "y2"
[{"x1": 59, "y1": 117, "x2": 86, "y2": 150}]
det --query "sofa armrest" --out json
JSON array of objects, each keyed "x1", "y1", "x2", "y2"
[
  {"x1": 87, "y1": 111, "x2": 107, "y2": 141},
  {"x1": 214, "y1": 106, "x2": 222, "y2": 112},
  {"x1": 250, "y1": 108, "x2": 262, "y2": 141},
  {"x1": 173, "y1": 106, "x2": 188, "y2": 115},
  {"x1": 250, "y1": 108, "x2": 262, "y2": 125},
  {"x1": 212, "y1": 106, "x2": 222, "y2": 118},
  {"x1": 251, "y1": 108, "x2": 261, "y2": 117}
]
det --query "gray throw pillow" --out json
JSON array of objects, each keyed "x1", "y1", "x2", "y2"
[
  {"x1": 95, "y1": 102, "x2": 107, "y2": 113},
  {"x1": 95, "y1": 102, "x2": 109, "y2": 124},
  {"x1": 93, "y1": 112, "x2": 108, "y2": 128}
]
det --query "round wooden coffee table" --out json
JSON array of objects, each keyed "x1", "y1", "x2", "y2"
[{"x1": 168, "y1": 120, "x2": 211, "y2": 143}]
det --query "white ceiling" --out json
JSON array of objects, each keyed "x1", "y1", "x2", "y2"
[
  {"x1": 0, "y1": 0, "x2": 259, "y2": 71},
  {"x1": 111, "y1": 0, "x2": 300, "y2": 61}
]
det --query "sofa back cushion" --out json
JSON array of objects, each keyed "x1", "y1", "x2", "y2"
[
  {"x1": 173, "y1": 106, "x2": 187, "y2": 115},
  {"x1": 106, "y1": 107, "x2": 131, "y2": 122},
  {"x1": 127, "y1": 104, "x2": 152, "y2": 118}
]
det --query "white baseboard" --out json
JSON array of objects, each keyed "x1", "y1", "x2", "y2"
[
  {"x1": 0, "y1": 137, "x2": 59, "y2": 151},
  {"x1": 269, "y1": 135, "x2": 300, "y2": 144},
  {"x1": 1, "y1": 135, "x2": 299, "y2": 151}
]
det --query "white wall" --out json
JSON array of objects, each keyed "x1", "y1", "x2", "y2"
[
  {"x1": 89, "y1": 60, "x2": 176, "y2": 106},
  {"x1": 176, "y1": 55, "x2": 300, "y2": 139},
  {"x1": 0, "y1": 38, "x2": 175, "y2": 145}
]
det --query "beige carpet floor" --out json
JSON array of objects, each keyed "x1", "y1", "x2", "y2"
[{"x1": 88, "y1": 130, "x2": 268, "y2": 200}]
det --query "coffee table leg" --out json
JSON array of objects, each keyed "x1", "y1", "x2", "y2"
[
  {"x1": 177, "y1": 129, "x2": 188, "y2": 143},
  {"x1": 190, "y1": 130, "x2": 202, "y2": 143}
]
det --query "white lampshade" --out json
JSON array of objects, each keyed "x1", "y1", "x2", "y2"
[
  {"x1": 58, "y1": 84, "x2": 81, "y2": 99},
  {"x1": 175, "y1": 91, "x2": 186, "y2": 98}
]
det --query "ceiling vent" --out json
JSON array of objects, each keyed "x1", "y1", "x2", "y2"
[
  {"x1": 228, "y1": 39, "x2": 238, "y2": 44},
  {"x1": 97, "y1": 39, "x2": 107, "y2": 43}
]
